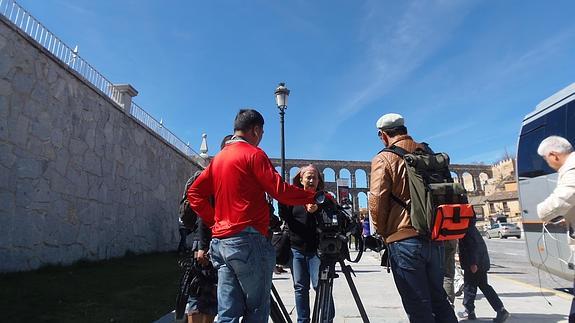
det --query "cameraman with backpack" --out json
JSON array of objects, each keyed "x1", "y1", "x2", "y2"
[
  {"x1": 369, "y1": 113, "x2": 457, "y2": 323},
  {"x1": 176, "y1": 135, "x2": 233, "y2": 323}
]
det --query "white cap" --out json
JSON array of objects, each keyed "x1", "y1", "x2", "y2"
[{"x1": 376, "y1": 113, "x2": 404, "y2": 129}]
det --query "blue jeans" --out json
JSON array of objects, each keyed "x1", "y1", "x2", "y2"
[
  {"x1": 210, "y1": 228, "x2": 276, "y2": 323},
  {"x1": 291, "y1": 248, "x2": 334, "y2": 323},
  {"x1": 388, "y1": 237, "x2": 457, "y2": 323}
]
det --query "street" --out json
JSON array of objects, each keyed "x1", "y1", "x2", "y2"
[
  {"x1": 484, "y1": 235, "x2": 572, "y2": 296},
  {"x1": 156, "y1": 239, "x2": 573, "y2": 322}
]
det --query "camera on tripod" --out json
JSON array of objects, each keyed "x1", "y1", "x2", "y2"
[
  {"x1": 310, "y1": 192, "x2": 371, "y2": 323},
  {"x1": 314, "y1": 193, "x2": 362, "y2": 260}
]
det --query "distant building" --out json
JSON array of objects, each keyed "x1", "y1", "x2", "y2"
[{"x1": 480, "y1": 158, "x2": 521, "y2": 223}]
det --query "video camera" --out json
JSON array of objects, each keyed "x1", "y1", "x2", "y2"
[{"x1": 314, "y1": 192, "x2": 362, "y2": 260}]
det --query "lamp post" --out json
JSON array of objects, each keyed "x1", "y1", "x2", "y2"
[{"x1": 275, "y1": 82, "x2": 290, "y2": 180}]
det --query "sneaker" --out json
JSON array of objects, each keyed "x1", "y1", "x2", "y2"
[
  {"x1": 457, "y1": 310, "x2": 477, "y2": 320},
  {"x1": 493, "y1": 309, "x2": 510, "y2": 323}
]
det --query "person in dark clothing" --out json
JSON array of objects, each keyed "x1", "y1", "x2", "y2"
[
  {"x1": 184, "y1": 217, "x2": 217, "y2": 323},
  {"x1": 458, "y1": 219, "x2": 509, "y2": 322},
  {"x1": 281, "y1": 164, "x2": 335, "y2": 323},
  {"x1": 178, "y1": 221, "x2": 193, "y2": 254},
  {"x1": 181, "y1": 135, "x2": 233, "y2": 323}
]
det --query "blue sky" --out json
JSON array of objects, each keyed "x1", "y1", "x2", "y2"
[{"x1": 16, "y1": 0, "x2": 575, "y2": 165}]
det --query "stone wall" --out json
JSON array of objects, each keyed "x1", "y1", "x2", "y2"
[{"x1": 0, "y1": 16, "x2": 201, "y2": 272}]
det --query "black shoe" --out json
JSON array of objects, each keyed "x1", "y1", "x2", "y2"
[
  {"x1": 493, "y1": 309, "x2": 509, "y2": 323},
  {"x1": 457, "y1": 310, "x2": 477, "y2": 320}
]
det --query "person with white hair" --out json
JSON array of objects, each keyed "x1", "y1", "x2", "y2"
[
  {"x1": 537, "y1": 135, "x2": 575, "y2": 222},
  {"x1": 537, "y1": 135, "x2": 575, "y2": 321}
]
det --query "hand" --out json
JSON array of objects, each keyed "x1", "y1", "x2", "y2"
[
  {"x1": 306, "y1": 204, "x2": 318, "y2": 213},
  {"x1": 470, "y1": 264, "x2": 478, "y2": 273},
  {"x1": 195, "y1": 249, "x2": 210, "y2": 267}
]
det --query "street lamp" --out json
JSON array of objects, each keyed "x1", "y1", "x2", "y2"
[{"x1": 275, "y1": 82, "x2": 290, "y2": 180}]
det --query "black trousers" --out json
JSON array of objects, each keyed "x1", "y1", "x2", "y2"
[{"x1": 462, "y1": 269, "x2": 503, "y2": 313}]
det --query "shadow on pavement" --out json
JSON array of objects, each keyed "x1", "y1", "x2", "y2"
[
  {"x1": 460, "y1": 313, "x2": 567, "y2": 322},
  {"x1": 497, "y1": 292, "x2": 557, "y2": 298},
  {"x1": 476, "y1": 292, "x2": 556, "y2": 298},
  {"x1": 488, "y1": 271, "x2": 527, "y2": 275}
]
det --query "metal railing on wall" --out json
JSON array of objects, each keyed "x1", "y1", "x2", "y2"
[{"x1": 0, "y1": 0, "x2": 206, "y2": 163}]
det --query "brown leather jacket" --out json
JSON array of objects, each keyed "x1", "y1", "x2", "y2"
[{"x1": 369, "y1": 135, "x2": 425, "y2": 243}]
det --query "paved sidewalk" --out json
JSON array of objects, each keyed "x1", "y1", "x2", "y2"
[{"x1": 156, "y1": 250, "x2": 572, "y2": 322}]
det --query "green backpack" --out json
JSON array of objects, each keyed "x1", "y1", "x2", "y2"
[{"x1": 384, "y1": 144, "x2": 473, "y2": 240}]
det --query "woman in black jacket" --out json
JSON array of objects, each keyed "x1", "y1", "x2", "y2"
[{"x1": 281, "y1": 164, "x2": 334, "y2": 323}]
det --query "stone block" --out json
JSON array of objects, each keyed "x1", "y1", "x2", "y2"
[
  {"x1": 103, "y1": 121, "x2": 114, "y2": 143},
  {"x1": 0, "y1": 189, "x2": 15, "y2": 217},
  {"x1": 21, "y1": 97, "x2": 41, "y2": 118},
  {"x1": 69, "y1": 138, "x2": 88, "y2": 157},
  {"x1": 15, "y1": 179, "x2": 34, "y2": 208},
  {"x1": 10, "y1": 207, "x2": 43, "y2": 249},
  {"x1": 0, "y1": 53, "x2": 11, "y2": 79},
  {"x1": 30, "y1": 83, "x2": 50, "y2": 104},
  {"x1": 12, "y1": 69, "x2": 35, "y2": 94},
  {"x1": 0, "y1": 164, "x2": 15, "y2": 191},
  {"x1": 0, "y1": 95, "x2": 8, "y2": 118},
  {"x1": 85, "y1": 127, "x2": 96, "y2": 149},
  {"x1": 52, "y1": 78, "x2": 67, "y2": 101},
  {"x1": 0, "y1": 32, "x2": 6, "y2": 50},
  {"x1": 0, "y1": 142, "x2": 16, "y2": 168},
  {"x1": 0, "y1": 78, "x2": 11, "y2": 96},
  {"x1": 51, "y1": 128, "x2": 63, "y2": 148},
  {"x1": 52, "y1": 148, "x2": 70, "y2": 176},
  {"x1": 46, "y1": 64, "x2": 58, "y2": 84},
  {"x1": 8, "y1": 114, "x2": 30, "y2": 147},
  {"x1": 83, "y1": 150, "x2": 102, "y2": 176},
  {"x1": 33, "y1": 57, "x2": 48, "y2": 80},
  {"x1": 16, "y1": 158, "x2": 47, "y2": 179},
  {"x1": 49, "y1": 171, "x2": 75, "y2": 196},
  {"x1": 66, "y1": 163, "x2": 87, "y2": 190},
  {"x1": 29, "y1": 119, "x2": 51, "y2": 141},
  {"x1": 0, "y1": 118, "x2": 7, "y2": 141},
  {"x1": 101, "y1": 158, "x2": 113, "y2": 177},
  {"x1": 31, "y1": 177, "x2": 52, "y2": 203}
]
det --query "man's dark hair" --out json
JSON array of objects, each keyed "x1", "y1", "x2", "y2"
[
  {"x1": 381, "y1": 125, "x2": 407, "y2": 137},
  {"x1": 234, "y1": 109, "x2": 265, "y2": 132},
  {"x1": 220, "y1": 134, "x2": 233, "y2": 150}
]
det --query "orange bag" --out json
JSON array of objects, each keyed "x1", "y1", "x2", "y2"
[{"x1": 431, "y1": 204, "x2": 475, "y2": 241}]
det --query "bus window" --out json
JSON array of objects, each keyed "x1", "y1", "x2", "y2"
[
  {"x1": 517, "y1": 126, "x2": 553, "y2": 178},
  {"x1": 544, "y1": 104, "x2": 566, "y2": 138},
  {"x1": 567, "y1": 102, "x2": 575, "y2": 144}
]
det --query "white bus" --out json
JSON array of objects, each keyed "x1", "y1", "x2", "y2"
[{"x1": 517, "y1": 82, "x2": 575, "y2": 281}]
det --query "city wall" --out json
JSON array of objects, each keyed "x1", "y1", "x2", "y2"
[{"x1": 0, "y1": 16, "x2": 200, "y2": 272}]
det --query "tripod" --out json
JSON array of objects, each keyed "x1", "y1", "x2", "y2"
[
  {"x1": 311, "y1": 253, "x2": 370, "y2": 323},
  {"x1": 270, "y1": 283, "x2": 293, "y2": 323}
]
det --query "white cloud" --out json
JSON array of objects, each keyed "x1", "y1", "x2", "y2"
[
  {"x1": 316, "y1": 0, "x2": 477, "y2": 144},
  {"x1": 423, "y1": 121, "x2": 476, "y2": 142}
]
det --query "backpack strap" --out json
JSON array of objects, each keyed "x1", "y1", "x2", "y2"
[
  {"x1": 379, "y1": 144, "x2": 411, "y2": 212},
  {"x1": 380, "y1": 144, "x2": 409, "y2": 157}
]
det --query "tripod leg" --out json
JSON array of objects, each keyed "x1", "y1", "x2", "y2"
[
  {"x1": 320, "y1": 280, "x2": 334, "y2": 323},
  {"x1": 339, "y1": 261, "x2": 370, "y2": 323},
  {"x1": 272, "y1": 283, "x2": 292, "y2": 323},
  {"x1": 270, "y1": 295, "x2": 286, "y2": 323},
  {"x1": 312, "y1": 262, "x2": 336, "y2": 323},
  {"x1": 312, "y1": 278, "x2": 332, "y2": 323}
]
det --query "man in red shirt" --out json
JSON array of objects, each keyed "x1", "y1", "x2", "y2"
[{"x1": 188, "y1": 109, "x2": 317, "y2": 322}]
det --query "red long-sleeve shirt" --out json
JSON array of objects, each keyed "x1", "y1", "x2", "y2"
[{"x1": 187, "y1": 140, "x2": 316, "y2": 238}]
